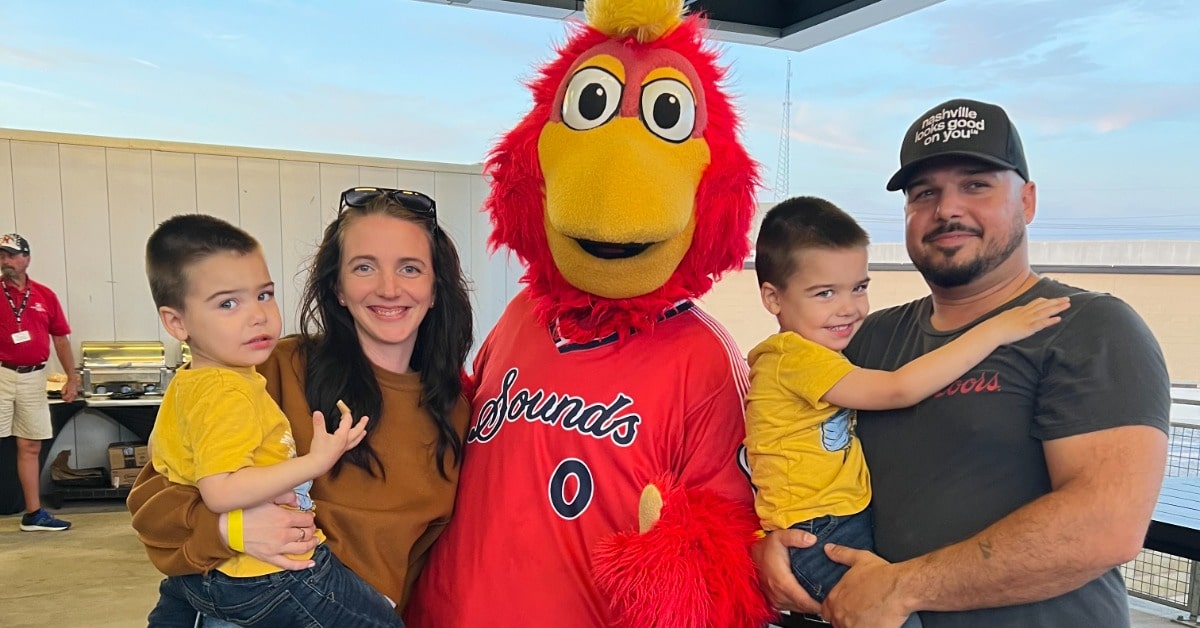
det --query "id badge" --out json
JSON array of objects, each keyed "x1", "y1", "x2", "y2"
[{"x1": 11, "y1": 330, "x2": 31, "y2": 344}]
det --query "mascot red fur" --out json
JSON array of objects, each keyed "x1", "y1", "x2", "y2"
[{"x1": 406, "y1": 0, "x2": 773, "y2": 625}]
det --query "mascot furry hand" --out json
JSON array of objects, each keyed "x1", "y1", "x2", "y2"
[
  {"x1": 595, "y1": 477, "x2": 773, "y2": 628},
  {"x1": 405, "y1": 0, "x2": 773, "y2": 626}
]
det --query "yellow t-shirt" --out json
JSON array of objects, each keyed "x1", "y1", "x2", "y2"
[
  {"x1": 744, "y1": 331, "x2": 871, "y2": 531},
  {"x1": 149, "y1": 365, "x2": 323, "y2": 577}
]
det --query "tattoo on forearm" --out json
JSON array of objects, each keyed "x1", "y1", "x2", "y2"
[{"x1": 978, "y1": 539, "x2": 993, "y2": 559}]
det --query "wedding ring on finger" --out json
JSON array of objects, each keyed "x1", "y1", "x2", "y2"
[{"x1": 297, "y1": 527, "x2": 306, "y2": 542}]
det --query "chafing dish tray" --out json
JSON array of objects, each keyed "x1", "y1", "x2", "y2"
[{"x1": 79, "y1": 340, "x2": 172, "y2": 397}]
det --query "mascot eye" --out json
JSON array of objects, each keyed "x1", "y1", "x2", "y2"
[
  {"x1": 639, "y1": 78, "x2": 696, "y2": 143},
  {"x1": 562, "y1": 67, "x2": 623, "y2": 131}
]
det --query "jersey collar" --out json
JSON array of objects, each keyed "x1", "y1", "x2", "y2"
[{"x1": 549, "y1": 300, "x2": 694, "y2": 354}]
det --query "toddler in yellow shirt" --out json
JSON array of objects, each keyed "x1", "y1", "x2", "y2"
[
  {"x1": 744, "y1": 197, "x2": 1069, "y2": 624},
  {"x1": 142, "y1": 214, "x2": 401, "y2": 627}
]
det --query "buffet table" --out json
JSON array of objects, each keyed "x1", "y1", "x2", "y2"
[{"x1": 0, "y1": 397, "x2": 161, "y2": 514}]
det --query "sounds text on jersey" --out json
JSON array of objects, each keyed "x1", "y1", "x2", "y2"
[{"x1": 469, "y1": 368, "x2": 641, "y2": 447}]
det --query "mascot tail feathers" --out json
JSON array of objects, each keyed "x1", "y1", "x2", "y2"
[{"x1": 593, "y1": 476, "x2": 777, "y2": 628}]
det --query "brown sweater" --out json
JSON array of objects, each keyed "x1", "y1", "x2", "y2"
[{"x1": 128, "y1": 337, "x2": 469, "y2": 611}]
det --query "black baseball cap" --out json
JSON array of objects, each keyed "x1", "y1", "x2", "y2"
[
  {"x1": 0, "y1": 233, "x2": 30, "y2": 255},
  {"x1": 886, "y1": 98, "x2": 1029, "y2": 191}
]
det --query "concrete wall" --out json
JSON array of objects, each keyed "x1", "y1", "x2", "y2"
[{"x1": 700, "y1": 268, "x2": 1200, "y2": 384}]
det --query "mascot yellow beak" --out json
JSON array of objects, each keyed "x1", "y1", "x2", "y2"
[{"x1": 537, "y1": 54, "x2": 711, "y2": 299}]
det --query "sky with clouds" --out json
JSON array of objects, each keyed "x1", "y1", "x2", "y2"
[{"x1": 1, "y1": 0, "x2": 1197, "y2": 242}]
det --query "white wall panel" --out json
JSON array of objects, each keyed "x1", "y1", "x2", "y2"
[
  {"x1": 468, "y1": 173, "x2": 524, "y2": 306},
  {"x1": 9, "y1": 141, "x2": 67, "y2": 285},
  {"x1": 1, "y1": 129, "x2": 496, "y2": 370},
  {"x1": 358, "y1": 166, "x2": 398, "y2": 190},
  {"x1": 237, "y1": 157, "x2": 286, "y2": 332},
  {"x1": 395, "y1": 169, "x2": 437, "y2": 199},
  {"x1": 319, "y1": 163, "x2": 358, "y2": 228},
  {"x1": 106, "y1": 149, "x2": 159, "y2": 345},
  {"x1": 278, "y1": 161, "x2": 321, "y2": 336},
  {"x1": 195, "y1": 154, "x2": 239, "y2": 226},
  {"x1": 434, "y1": 172, "x2": 473, "y2": 258},
  {"x1": 0, "y1": 141, "x2": 15, "y2": 230},
  {"x1": 440, "y1": 172, "x2": 486, "y2": 361},
  {"x1": 9, "y1": 141, "x2": 69, "y2": 373},
  {"x1": 3, "y1": 128, "x2": 492, "y2": 495},
  {"x1": 59, "y1": 145, "x2": 115, "y2": 347},
  {"x1": 151, "y1": 151, "x2": 197, "y2": 222},
  {"x1": 147, "y1": 150, "x2": 198, "y2": 357},
  {"x1": 467, "y1": 173, "x2": 524, "y2": 367}
]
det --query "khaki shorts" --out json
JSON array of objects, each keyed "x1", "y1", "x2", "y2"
[{"x1": 0, "y1": 366, "x2": 52, "y2": 440}]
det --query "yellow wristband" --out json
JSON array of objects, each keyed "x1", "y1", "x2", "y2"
[{"x1": 228, "y1": 509, "x2": 245, "y2": 553}]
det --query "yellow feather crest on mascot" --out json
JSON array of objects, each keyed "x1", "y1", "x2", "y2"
[{"x1": 587, "y1": 0, "x2": 684, "y2": 42}]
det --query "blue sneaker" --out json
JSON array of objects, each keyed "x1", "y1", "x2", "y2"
[{"x1": 20, "y1": 508, "x2": 71, "y2": 531}]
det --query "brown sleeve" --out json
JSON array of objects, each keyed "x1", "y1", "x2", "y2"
[
  {"x1": 127, "y1": 463, "x2": 234, "y2": 575},
  {"x1": 256, "y1": 340, "x2": 286, "y2": 403}
]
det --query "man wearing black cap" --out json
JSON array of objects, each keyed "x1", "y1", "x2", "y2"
[
  {"x1": 0, "y1": 233, "x2": 77, "y2": 531},
  {"x1": 755, "y1": 100, "x2": 1169, "y2": 627}
]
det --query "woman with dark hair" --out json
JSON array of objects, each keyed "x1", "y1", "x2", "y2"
[
  {"x1": 297, "y1": 188, "x2": 471, "y2": 483},
  {"x1": 129, "y1": 188, "x2": 473, "y2": 622}
]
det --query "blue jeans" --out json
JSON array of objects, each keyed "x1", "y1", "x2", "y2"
[
  {"x1": 788, "y1": 507, "x2": 921, "y2": 627},
  {"x1": 788, "y1": 507, "x2": 875, "y2": 602},
  {"x1": 147, "y1": 544, "x2": 402, "y2": 627}
]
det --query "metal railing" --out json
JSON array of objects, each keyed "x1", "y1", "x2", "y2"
[{"x1": 1122, "y1": 413, "x2": 1200, "y2": 621}]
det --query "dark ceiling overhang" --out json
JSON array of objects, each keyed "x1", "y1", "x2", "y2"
[{"x1": 413, "y1": 0, "x2": 945, "y2": 52}]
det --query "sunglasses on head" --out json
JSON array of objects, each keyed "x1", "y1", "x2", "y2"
[{"x1": 339, "y1": 187, "x2": 438, "y2": 224}]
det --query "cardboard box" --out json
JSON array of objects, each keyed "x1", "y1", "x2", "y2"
[
  {"x1": 108, "y1": 442, "x2": 149, "y2": 470},
  {"x1": 111, "y1": 466, "x2": 143, "y2": 488}
]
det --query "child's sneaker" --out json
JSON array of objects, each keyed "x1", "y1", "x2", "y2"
[{"x1": 19, "y1": 508, "x2": 71, "y2": 531}]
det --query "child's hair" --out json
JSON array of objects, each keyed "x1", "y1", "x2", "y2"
[
  {"x1": 755, "y1": 196, "x2": 870, "y2": 288},
  {"x1": 146, "y1": 214, "x2": 260, "y2": 310}
]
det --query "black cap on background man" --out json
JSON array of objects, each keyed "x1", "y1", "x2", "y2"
[{"x1": 886, "y1": 98, "x2": 1029, "y2": 191}]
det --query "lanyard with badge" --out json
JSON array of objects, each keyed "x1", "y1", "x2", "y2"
[{"x1": 4, "y1": 281, "x2": 32, "y2": 344}]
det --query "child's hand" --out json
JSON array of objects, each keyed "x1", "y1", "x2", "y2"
[
  {"x1": 306, "y1": 400, "x2": 369, "y2": 473},
  {"x1": 980, "y1": 296, "x2": 1071, "y2": 345},
  {"x1": 271, "y1": 491, "x2": 299, "y2": 508}
]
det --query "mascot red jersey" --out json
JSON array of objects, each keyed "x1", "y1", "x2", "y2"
[{"x1": 407, "y1": 0, "x2": 772, "y2": 625}]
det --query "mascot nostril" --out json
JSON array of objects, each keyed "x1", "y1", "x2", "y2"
[{"x1": 406, "y1": 0, "x2": 773, "y2": 626}]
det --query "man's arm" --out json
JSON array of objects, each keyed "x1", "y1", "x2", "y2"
[
  {"x1": 51, "y1": 335, "x2": 80, "y2": 402},
  {"x1": 822, "y1": 424, "x2": 1167, "y2": 626}
]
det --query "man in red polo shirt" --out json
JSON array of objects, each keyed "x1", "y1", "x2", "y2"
[{"x1": 0, "y1": 233, "x2": 77, "y2": 531}]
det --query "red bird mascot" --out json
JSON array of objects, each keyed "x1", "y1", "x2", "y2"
[{"x1": 407, "y1": 0, "x2": 773, "y2": 626}]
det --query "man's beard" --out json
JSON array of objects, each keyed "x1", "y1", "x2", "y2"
[{"x1": 913, "y1": 223, "x2": 1025, "y2": 289}]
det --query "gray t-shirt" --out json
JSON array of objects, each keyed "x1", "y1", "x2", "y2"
[{"x1": 845, "y1": 278, "x2": 1170, "y2": 627}]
